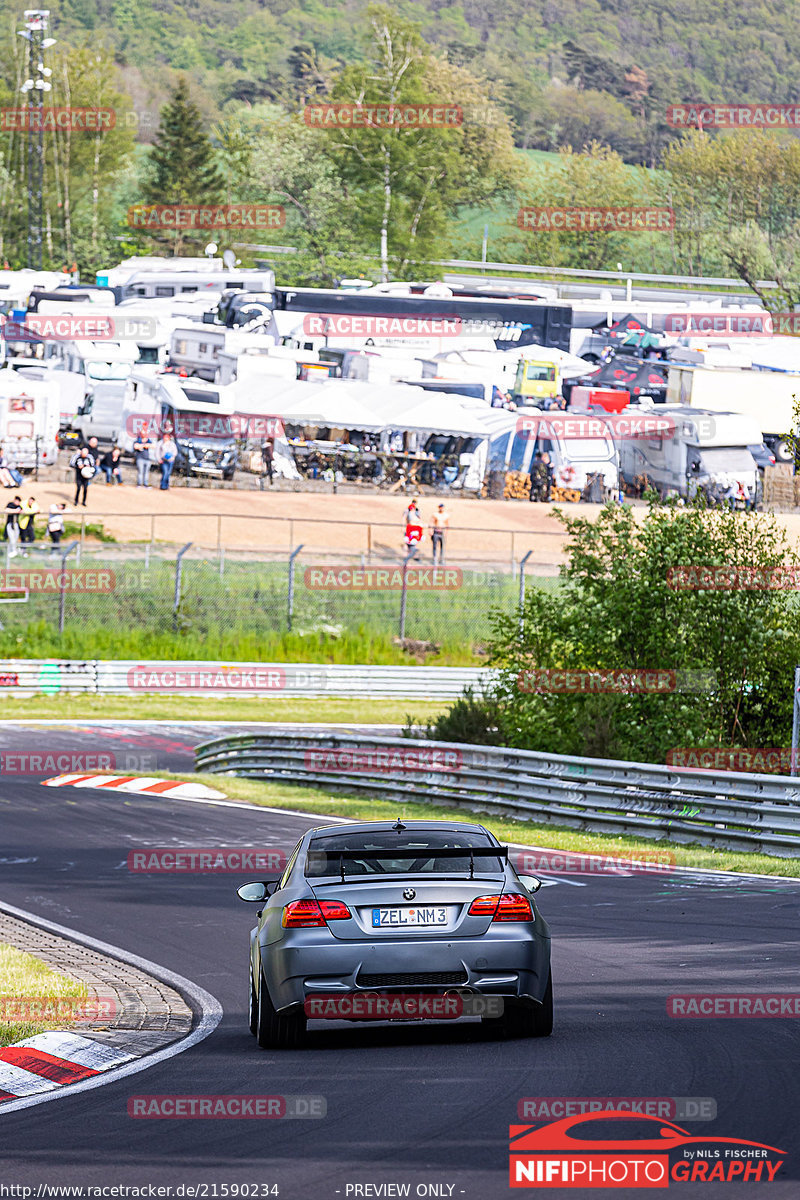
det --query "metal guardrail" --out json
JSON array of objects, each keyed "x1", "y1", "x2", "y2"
[
  {"x1": 234, "y1": 245, "x2": 774, "y2": 291},
  {"x1": 194, "y1": 731, "x2": 800, "y2": 858},
  {"x1": 0, "y1": 660, "x2": 489, "y2": 699}
]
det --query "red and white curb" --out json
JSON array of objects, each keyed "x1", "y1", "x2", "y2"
[
  {"x1": 0, "y1": 1032, "x2": 135, "y2": 1102},
  {"x1": 0, "y1": 899, "x2": 222, "y2": 1116},
  {"x1": 43, "y1": 774, "x2": 226, "y2": 800}
]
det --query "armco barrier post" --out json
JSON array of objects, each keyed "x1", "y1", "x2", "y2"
[
  {"x1": 399, "y1": 546, "x2": 418, "y2": 641},
  {"x1": 287, "y1": 543, "x2": 304, "y2": 632},
  {"x1": 791, "y1": 665, "x2": 800, "y2": 777},
  {"x1": 58, "y1": 541, "x2": 79, "y2": 634}
]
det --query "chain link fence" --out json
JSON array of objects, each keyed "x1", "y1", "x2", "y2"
[{"x1": 0, "y1": 541, "x2": 558, "y2": 655}]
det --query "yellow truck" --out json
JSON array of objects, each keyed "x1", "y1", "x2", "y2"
[{"x1": 512, "y1": 358, "x2": 560, "y2": 405}]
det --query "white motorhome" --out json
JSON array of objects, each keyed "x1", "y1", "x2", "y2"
[
  {"x1": 0, "y1": 269, "x2": 70, "y2": 314},
  {"x1": 168, "y1": 326, "x2": 227, "y2": 380},
  {"x1": 617, "y1": 405, "x2": 762, "y2": 501},
  {"x1": 41, "y1": 336, "x2": 139, "y2": 391},
  {"x1": 97, "y1": 258, "x2": 275, "y2": 303},
  {"x1": 667, "y1": 363, "x2": 800, "y2": 461},
  {"x1": 485, "y1": 407, "x2": 618, "y2": 498},
  {"x1": 1, "y1": 361, "x2": 85, "y2": 430},
  {"x1": 119, "y1": 369, "x2": 238, "y2": 479},
  {"x1": 0, "y1": 373, "x2": 60, "y2": 469}
]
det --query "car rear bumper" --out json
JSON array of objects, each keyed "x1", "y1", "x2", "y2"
[{"x1": 259, "y1": 927, "x2": 551, "y2": 1013}]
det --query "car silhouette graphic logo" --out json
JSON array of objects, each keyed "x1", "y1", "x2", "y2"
[{"x1": 509, "y1": 1112, "x2": 785, "y2": 1188}]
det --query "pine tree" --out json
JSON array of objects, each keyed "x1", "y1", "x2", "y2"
[{"x1": 142, "y1": 77, "x2": 225, "y2": 251}]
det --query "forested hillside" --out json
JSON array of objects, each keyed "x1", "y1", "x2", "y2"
[
  {"x1": 3, "y1": 0, "x2": 799, "y2": 163},
  {"x1": 2, "y1": 0, "x2": 800, "y2": 292}
]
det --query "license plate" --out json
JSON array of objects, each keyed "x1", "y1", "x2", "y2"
[{"x1": 372, "y1": 906, "x2": 447, "y2": 928}]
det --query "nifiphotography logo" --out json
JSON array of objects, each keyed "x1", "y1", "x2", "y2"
[{"x1": 509, "y1": 1111, "x2": 785, "y2": 1187}]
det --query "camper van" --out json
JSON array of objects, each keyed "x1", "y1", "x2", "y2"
[
  {"x1": 487, "y1": 408, "x2": 618, "y2": 498},
  {"x1": 119, "y1": 369, "x2": 238, "y2": 480},
  {"x1": 168, "y1": 326, "x2": 227, "y2": 380},
  {"x1": 667, "y1": 363, "x2": 800, "y2": 462},
  {"x1": 616, "y1": 405, "x2": 762, "y2": 501},
  {"x1": 41, "y1": 336, "x2": 139, "y2": 390},
  {"x1": 72, "y1": 383, "x2": 128, "y2": 443},
  {"x1": 0, "y1": 373, "x2": 60, "y2": 469},
  {"x1": 2, "y1": 361, "x2": 86, "y2": 433},
  {"x1": 97, "y1": 258, "x2": 275, "y2": 303},
  {"x1": 0, "y1": 269, "x2": 71, "y2": 314}
]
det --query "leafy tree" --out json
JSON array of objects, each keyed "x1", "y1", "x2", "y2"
[
  {"x1": 230, "y1": 107, "x2": 374, "y2": 286},
  {"x1": 0, "y1": 38, "x2": 135, "y2": 271},
  {"x1": 506, "y1": 141, "x2": 659, "y2": 271},
  {"x1": 428, "y1": 502, "x2": 800, "y2": 763},
  {"x1": 321, "y1": 4, "x2": 519, "y2": 279}
]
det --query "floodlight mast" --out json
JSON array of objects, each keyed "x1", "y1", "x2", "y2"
[{"x1": 18, "y1": 10, "x2": 54, "y2": 269}]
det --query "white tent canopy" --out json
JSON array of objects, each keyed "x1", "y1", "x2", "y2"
[{"x1": 234, "y1": 374, "x2": 491, "y2": 439}]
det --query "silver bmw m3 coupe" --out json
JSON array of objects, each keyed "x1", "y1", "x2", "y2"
[{"x1": 237, "y1": 818, "x2": 552, "y2": 1048}]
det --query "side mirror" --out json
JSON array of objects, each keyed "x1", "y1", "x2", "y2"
[
  {"x1": 517, "y1": 874, "x2": 542, "y2": 894},
  {"x1": 237, "y1": 880, "x2": 278, "y2": 902}
]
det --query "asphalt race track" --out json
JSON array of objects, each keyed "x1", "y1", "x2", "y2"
[{"x1": 1, "y1": 721, "x2": 799, "y2": 1198}]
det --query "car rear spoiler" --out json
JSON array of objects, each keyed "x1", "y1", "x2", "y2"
[{"x1": 309, "y1": 846, "x2": 509, "y2": 882}]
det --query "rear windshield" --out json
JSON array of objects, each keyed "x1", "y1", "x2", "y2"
[{"x1": 305, "y1": 830, "x2": 504, "y2": 877}]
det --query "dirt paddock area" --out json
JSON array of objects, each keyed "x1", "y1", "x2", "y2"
[{"x1": 7, "y1": 459, "x2": 800, "y2": 570}]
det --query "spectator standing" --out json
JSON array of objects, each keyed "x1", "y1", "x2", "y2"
[
  {"x1": 86, "y1": 437, "x2": 100, "y2": 483},
  {"x1": 159, "y1": 433, "x2": 177, "y2": 491},
  {"x1": 540, "y1": 451, "x2": 554, "y2": 501},
  {"x1": 133, "y1": 425, "x2": 153, "y2": 488},
  {"x1": 261, "y1": 439, "x2": 274, "y2": 486},
  {"x1": 47, "y1": 502, "x2": 66, "y2": 552},
  {"x1": 19, "y1": 496, "x2": 39, "y2": 544},
  {"x1": 4, "y1": 495, "x2": 22, "y2": 558},
  {"x1": 430, "y1": 502, "x2": 450, "y2": 564},
  {"x1": 100, "y1": 447, "x2": 123, "y2": 485},
  {"x1": 404, "y1": 500, "x2": 423, "y2": 551},
  {"x1": 70, "y1": 446, "x2": 95, "y2": 507}
]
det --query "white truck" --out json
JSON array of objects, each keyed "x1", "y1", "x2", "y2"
[
  {"x1": 617, "y1": 405, "x2": 762, "y2": 502},
  {"x1": 667, "y1": 364, "x2": 800, "y2": 462}
]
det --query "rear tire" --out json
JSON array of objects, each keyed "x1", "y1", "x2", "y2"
[
  {"x1": 486, "y1": 972, "x2": 553, "y2": 1039},
  {"x1": 256, "y1": 966, "x2": 307, "y2": 1049}
]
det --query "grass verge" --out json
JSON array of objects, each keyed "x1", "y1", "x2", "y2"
[
  {"x1": 171, "y1": 772, "x2": 800, "y2": 879},
  {"x1": 0, "y1": 943, "x2": 90, "y2": 1047},
  {"x1": 0, "y1": 696, "x2": 447, "y2": 724}
]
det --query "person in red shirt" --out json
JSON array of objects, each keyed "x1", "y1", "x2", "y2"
[{"x1": 404, "y1": 500, "x2": 423, "y2": 551}]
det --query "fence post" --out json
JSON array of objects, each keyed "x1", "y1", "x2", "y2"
[
  {"x1": 510, "y1": 531, "x2": 516, "y2": 579},
  {"x1": 518, "y1": 550, "x2": 532, "y2": 636},
  {"x1": 398, "y1": 546, "x2": 418, "y2": 641},
  {"x1": 287, "y1": 543, "x2": 305, "y2": 631},
  {"x1": 58, "y1": 541, "x2": 79, "y2": 635},
  {"x1": 173, "y1": 542, "x2": 192, "y2": 629},
  {"x1": 792, "y1": 666, "x2": 800, "y2": 776}
]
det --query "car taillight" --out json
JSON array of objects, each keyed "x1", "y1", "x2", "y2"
[
  {"x1": 281, "y1": 898, "x2": 351, "y2": 927},
  {"x1": 467, "y1": 893, "x2": 533, "y2": 922}
]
